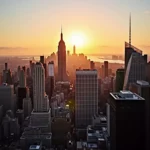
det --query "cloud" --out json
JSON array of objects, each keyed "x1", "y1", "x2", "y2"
[
  {"x1": 0, "y1": 47, "x2": 28, "y2": 50},
  {"x1": 139, "y1": 45, "x2": 150, "y2": 49},
  {"x1": 144, "y1": 10, "x2": 150, "y2": 14}
]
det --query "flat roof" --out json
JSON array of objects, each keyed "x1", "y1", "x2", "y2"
[
  {"x1": 87, "y1": 143, "x2": 98, "y2": 148},
  {"x1": 110, "y1": 91, "x2": 145, "y2": 100},
  {"x1": 29, "y1": 145, "x2": 40, "y2": 149},
  {"x1": 137, "y1": 80, "x2": 149, "y2": 86},
  {"x1": 76, "y1": 70, "x2": 97, "y2": 75},
  {"x1": 76, "y1": 69, "x2": 97, "y2": 71}
]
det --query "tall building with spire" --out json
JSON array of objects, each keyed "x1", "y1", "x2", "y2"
[
  {"x1": 125, "y1": 13, "x2": 142, "y2": 72},
  {"x1": 124, "y1": 14, "x2": 147, "y2": 90},
  {"x1": 58, "y1": 28, "x2": 67, "y2": 81}
]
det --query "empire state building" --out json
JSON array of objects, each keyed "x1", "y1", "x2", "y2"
[{"x1": 58, "y1": 29, "x2": 67, "y2": 81}]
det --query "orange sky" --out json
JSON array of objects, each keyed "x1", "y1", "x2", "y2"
[{"x1": 0, "y1": 0, "x2": 150, "y2": 56}]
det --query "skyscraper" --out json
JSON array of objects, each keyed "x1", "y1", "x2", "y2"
[
  {"x1": 17, "y1": 68, "x2": 27, "y2": 109},
  {"x1": 23, "y1": 91, "x2": 32, "y2": 118},
  {"x1": 30, "y1": 62, "x2": 50, "y2": 128},
  {"x1": 115, "y1": 68, "x2": 125, "y2": 92},
  {"x1": 123, "y1": 52, "x2": 146, "y2": 90},
  {"x1": 58, "y1": 28, "x2": 67, "y2": 81},
  {"x1": 40, "y1": 56, "x2": 44, "y2": 64},
  {"x1": 3, "y1": 63, "x2": 8, "y2": 83},
  {"x1": 40, "y1": 55, "x2": 47, "y2": 78},
  {"x1": 108, "y1": 91, "x2": 145, "y2": 150},
  {"x1": 19, "y1": 69, "x2": 26, "y2": 87},
  {"x1": 46, "y1": 61, "x2": 55, "y2": 102},
  {"x1": 124, "y1": 14, "x2": 143, "y2": 72},
  {"x1": 0, "y1": 83, "x2": 15, "y2": 113},
  {"x1": 73, "y1": 45, "x2": 76, "y2": 55},
  {"x1": 104, "y1": 61, "x2": 108, "y2": 77},
  {"x1": 20, "y1": 62, "x2": 51, "y2": 149},
  {"x1": 90, "y1": 61, "x2": 95, "y2": 70},
  {"x1": 129, "y1": 80, "x2": 150, "y2": 150},
  {"x1": 75, "y1": 69, "x2": 98, "y2": 128},
  {"x1": 33, "y1": 62, "x2": 49, "y2": 112}
]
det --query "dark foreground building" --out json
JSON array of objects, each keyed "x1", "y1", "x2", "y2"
[
  {"x1": 129, "y1": 80, "x2": 150, "y2": 150},
  {"x1": 108, "y1": 90, "x2": 145, "y2": 150}
]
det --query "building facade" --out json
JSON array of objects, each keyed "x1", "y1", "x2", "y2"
[
  {"x1": 115, "y1": 68, "x2": 125, "y2": 92},
  {"x1": 33, "y1": 62, "x2": 49, "y2": 112},
  {"x1": 108, "y1": 91, "x2": 145, "y2": 150},
  {"x1": 129, "y1": 80, "x2": 150, "y2": 150},
  {"x1": 75, "y1": 69, "x2": 98, "y2": 128},
  {"x1": 104, "y1": 61, "x2": 108, "y2": 78},
  {"x1": 123, "y1": 52, "x2": 146, "y2": 90}
]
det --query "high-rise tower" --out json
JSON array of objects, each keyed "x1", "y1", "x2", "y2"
[
  {"x1": 125, "y1": 14, "x2": 143, "y2": 72},
  {"x1": 58, "y1": 28, "x2": 67, "y2": 81},
  {"x1": 108, "y1": 91, "x2": 145, "y2": 150},
  {"x1": 75, "y1": 69, "x2": 98, "y2": 128},
  {"x1": 33, "y1": 62, "x2": 49, "y2": 112},
  {"x1": 30, "y1": 62, "x2": 51, "y2": 128},
  {"x1": 19, "y1": 69, "x2": 26, "y2": 87},
  {"x1": 46, "y1": 61, "x2": 55, "y2": 102},
  {"x1": 73, "y1": 45, "x2": 76, "y2": 55}
]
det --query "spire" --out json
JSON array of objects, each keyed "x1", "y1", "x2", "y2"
[
  {"x1": 61, "y1": 26, "x2": 63, "y2": 40},
  {"x1": 129, "y1": 13, "x2": 131, "y2": 47}
]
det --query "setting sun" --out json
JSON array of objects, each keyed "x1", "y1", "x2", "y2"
[{"x1": 71, "y1": 33, "x2": 85, "y2": 47}]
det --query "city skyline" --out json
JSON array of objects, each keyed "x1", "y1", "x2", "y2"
[{"x1": 0, "y1": 0, "x2": 150, "y2": 56}]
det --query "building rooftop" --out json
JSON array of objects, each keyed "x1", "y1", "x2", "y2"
[
  {"x1": 125, "y1": 42, "x2": 142, "y2": 54},
  {"x1": 110, "y1": 90, "x2": 145, "y2": 100},
  {"x1": 48, "y1": 61, "x2": 54, "y2": 64},
  {"x1": 137, "y1": 80, "x2": 150, "y2": 86},
  {"x1": 87, "y1": 143, "x2": 98, "y2": 148},
  {"x1": 29, "y1": 145, "x2": 41, "y2": 150},
  {"x1": 36, "y1": 62, "x2": 42, "y2": 65},
  {"x1": 56, "y1": 81, "x2": 70, "y2": 85},
  {"x1": 77, "y1": 142, "x2": 87, "y2": 149},
  {"x1": 76, "y1": 69, "x2": 97, "y2": 71},
  {"x1": 93, "y1": 114, "x2": 107, "y2": 122},
  {"x1": 76, "y1": 70, "x2": 97, "y2": 75}
]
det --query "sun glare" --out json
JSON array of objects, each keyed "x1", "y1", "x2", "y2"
[{"x1": 71, "y1": 33, "x2": 85, "y2": 47}]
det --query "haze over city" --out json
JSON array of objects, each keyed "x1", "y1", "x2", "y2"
[
  {"x1": 0, "y1": 0, "x2": 150, "y2": 56},
  {"x1": 0, "y1": 0, "x2": 150, "y2": 150}
]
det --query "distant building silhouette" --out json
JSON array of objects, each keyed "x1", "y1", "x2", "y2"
[
  {"x1": 19, "y1": 69, "x2": 26, "y2": 87},
  {"x1": 58, "y1": 28, "x2": 67, "y2": 81},
  {"x1": 90, "y1": 61, "x2": 95, "y2": 70},
  {"x1": 73, "y1": 45, "x2": 76, "y2": 55},
  {"x1": 40, "y1": 55, "x2": 44, "y2": 64},
  {"x1": 104, "y1": 61, "x2": 108, "y2": 78}
]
